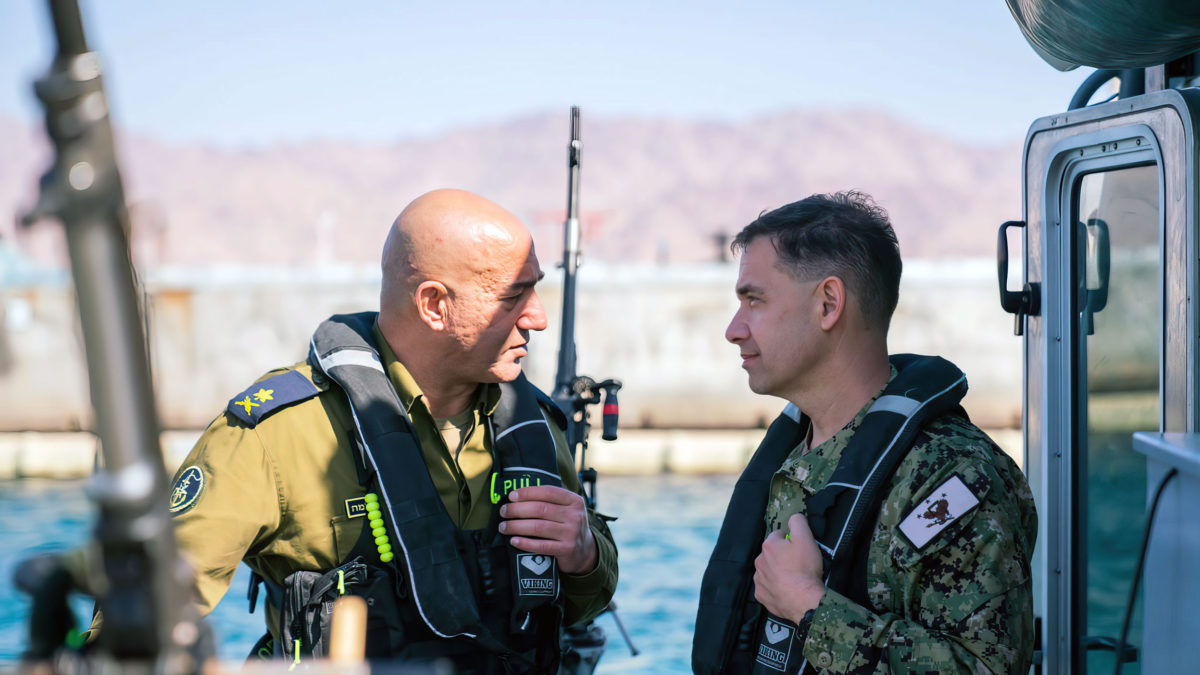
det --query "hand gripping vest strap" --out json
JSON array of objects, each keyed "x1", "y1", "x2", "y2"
[
  {"x1": 693, "y1": 404, "x2": 807, "y2": 675},
  {"x1": 488, "y1": 387, "x2": 566, "y2": 635},
  {"x1": 693, "y1": 354, "x2": 968, "y2": 675},
  {"x1": 308, "y1": 312, "x2": 564, "y2": 649}
]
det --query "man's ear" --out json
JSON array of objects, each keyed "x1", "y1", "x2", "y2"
[
  {"x1": 816, "y1": 276, "x2": 846, "y2": 331},
  {"x1": 414, "y1": 280, "x2": 450, "y2": 331}
]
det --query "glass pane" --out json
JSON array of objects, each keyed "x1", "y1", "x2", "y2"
[{"x1": 1073, "y1": 164, "x2": 1160, "y2": 674}]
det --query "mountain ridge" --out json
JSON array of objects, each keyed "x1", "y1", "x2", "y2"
[{"x1": 0, "y1": 109, "x2": 1022, "y2": 268}]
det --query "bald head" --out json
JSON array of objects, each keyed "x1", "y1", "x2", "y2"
[
  {"x1": 376, "y1": 189, "x2": 547, "y2": 408},
  {"x1": 381, "y1": 188, "x2": 532, "y2": 312}
]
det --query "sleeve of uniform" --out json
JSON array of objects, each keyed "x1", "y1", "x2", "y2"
[
  {"x1": 169, "y1": 414, "x2": 284, "y2": 615},
  {"x1": 799, "y1": 454, "x2": 1034, "y2": 674},
  {"x1": 541, "y1": 408, "x2": 619, "y2": 626}
]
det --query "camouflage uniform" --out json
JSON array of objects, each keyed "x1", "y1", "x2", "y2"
[{"x1": 765, "y1": 375, "x2": 1037, "y2": 674}]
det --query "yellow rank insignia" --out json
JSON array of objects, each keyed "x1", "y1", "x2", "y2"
[
  {"x1": 227, "y1": 370, "x2": 320, "y2": 427},
  {"x1": 169, "y1": 465, "x2": 205, "y2": 515}
]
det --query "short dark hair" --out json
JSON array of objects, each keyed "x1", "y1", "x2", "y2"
[{"x1": 731, "y1": 191, "x2": 902, "y2": 330}]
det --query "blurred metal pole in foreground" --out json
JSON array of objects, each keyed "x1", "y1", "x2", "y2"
[{"x1": 20, "y1": 0, "x2": 209, "y2": 670}]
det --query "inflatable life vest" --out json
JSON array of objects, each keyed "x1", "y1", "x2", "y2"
[
  {"x1": 246, "y1": 312, "x2": 570, "y2": 673},
  {"x1": 692, "y1": 354, "x2": 967, "y2": 675}
]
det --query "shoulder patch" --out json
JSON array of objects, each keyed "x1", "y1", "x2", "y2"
[
  {"x1": 227, "y1": 369, "x2": 321, "y2": 427},
  {"x1": 898, "y1": 473, "x2": 980, "y2": 549},
  {"x1": 169, "y1": 465, "x2": 205, "y2": 515}
]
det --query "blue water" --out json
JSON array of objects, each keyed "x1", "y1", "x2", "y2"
[{"x1": 0, "y1": 474, "x2": 735, "y2": 672}]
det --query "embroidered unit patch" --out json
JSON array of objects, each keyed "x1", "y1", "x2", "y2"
[
  {"x1": 899, "y1": 473, "x2": 980, "y2": 549},
  {"x1": 169, "y1": 465, "x2": 205, "y2": 515}
]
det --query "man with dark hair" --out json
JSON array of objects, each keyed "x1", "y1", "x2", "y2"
[{"x1": 693, "y1": 191, "x2": 1036, "y2": 674}]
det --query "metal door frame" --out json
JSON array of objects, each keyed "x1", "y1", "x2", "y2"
[{"x1": 1021, "y1": 89, "x2": 1200, "y2": 675}]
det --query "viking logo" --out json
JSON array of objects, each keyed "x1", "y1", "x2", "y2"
[
  {"x1": 521, "y1": 555, "x2": 552, "y2": 575},
  {"x1": 516, "y1": 554, "x2": 556, "y2": 596},
  {"x1": 764, "y1": 619, "x2": 792, "y2": 644},
  {"x1": 756, "y1": 617, "x2": 794, "y2": 670}
]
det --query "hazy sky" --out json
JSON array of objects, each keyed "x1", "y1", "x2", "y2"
[{"x1": 1, "y1": 1, "x2": 1092, "y2": 148}]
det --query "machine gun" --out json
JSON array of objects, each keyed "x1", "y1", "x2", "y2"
[
  {"x1": 549, "y1": 107, "x2": 638, "y2": 673},
  {"x1": 15, "y1": 0, "x2": 212, "y2": 671}
]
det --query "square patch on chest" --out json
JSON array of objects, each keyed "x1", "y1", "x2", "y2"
[{"x1": 345, "y1": 496, "x2": 368, "y2": 519}]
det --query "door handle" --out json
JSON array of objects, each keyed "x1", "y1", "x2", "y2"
[
  {"x1": 997, "y1": 220, "x2": 1041, "y2": 336},
  {"x1": 1080, "y1": 218, "x2": 1111, "y2": 335}
]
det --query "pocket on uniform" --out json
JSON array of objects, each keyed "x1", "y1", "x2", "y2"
[{"x1": 330, "y1": 514, "x2": 365, "y2": 561}]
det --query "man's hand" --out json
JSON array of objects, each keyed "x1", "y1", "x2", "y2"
[
  {"x1": 754, "y1": 513, "x2": 826, "y2": 623},
  {"x1": 498, "y1": 485, "x2": 597, "y2": 574}
]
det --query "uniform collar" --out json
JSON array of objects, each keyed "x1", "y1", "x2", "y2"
[
  {"x1": 371, "y1": 320, "x2": 500, "y2": 418},
  {"x1": 784, "y1": 364, "x2": 900, "y2": 495},
  {"x1": 823, "y1": 363, "x2": 899, "y2": 447}
]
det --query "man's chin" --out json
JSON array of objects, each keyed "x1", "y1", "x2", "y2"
[
  {"x1": 746, "y1": 376, "x2": 774, "y2": 397},
  {"x1": 487, "y1": 362, "x2": 525, "y2": 383}
]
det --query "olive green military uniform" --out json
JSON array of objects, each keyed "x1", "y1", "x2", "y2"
[
  {"x1": 765, "y1": 371, "x2": 1036, "y2": 673},
  {"x1": 165, "y1": 324, "x2": 617, "y2": 641}
]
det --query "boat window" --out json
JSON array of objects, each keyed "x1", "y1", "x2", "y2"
[{"x1": 1071, "y1": 163, "x2": 1160, "y2": 674}]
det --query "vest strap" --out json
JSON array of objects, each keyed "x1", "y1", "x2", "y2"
[
  {"x1": 693, "y1": 408, "x2": 808, "y2": 674},
  {"x1": 309, "y1": 311, "x2": 564, "y2": 647},
  {"x1": 808, "y1": 354, "x2": 967, "y2": 604}
]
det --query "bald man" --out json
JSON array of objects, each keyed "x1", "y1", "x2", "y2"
[{"x1": 158, "y1": 189, "x2": 618, "y2": 672}]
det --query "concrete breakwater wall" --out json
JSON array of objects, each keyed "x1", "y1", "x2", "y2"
[
  {"x1": 0, "y1": 427, "x2": 1025, "y2": 479},
  {"x1": 0, "y1": 259, "x2": 1030, "y2": 432}
]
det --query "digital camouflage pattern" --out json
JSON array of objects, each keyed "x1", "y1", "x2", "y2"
[{"x1": 765, "y1": 386, "x2": 1037, "y2": 674}]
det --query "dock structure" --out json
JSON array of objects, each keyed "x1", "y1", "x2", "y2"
[{"x1": 1, "y1": 259, "x2": 1039, "y2": 476}]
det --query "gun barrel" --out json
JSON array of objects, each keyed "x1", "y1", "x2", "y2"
[
  {"x1": 555, "y1": 106, "x2": 583, "y2": 402},
  {"x1": 567, "y1": 106, "x2": 581, "y2": 221},
  {"x1": 48, "y1": 0, "x2": 89, "y2": 56}
]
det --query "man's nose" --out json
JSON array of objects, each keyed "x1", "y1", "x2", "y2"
[
  {"x1": 519, "y1": 290, "x2": 549, "y2": 332},
  {"x1": 725, "y1": 309, "x2": 747, "y2": 344}
]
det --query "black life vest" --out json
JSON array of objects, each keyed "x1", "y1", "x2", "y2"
[
  {"x1": 286, "y1": 311, "x2": 568, "y2": 672},
  {"x1": 692, "y1": 354, "x2": 967, "y2": 675}
]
